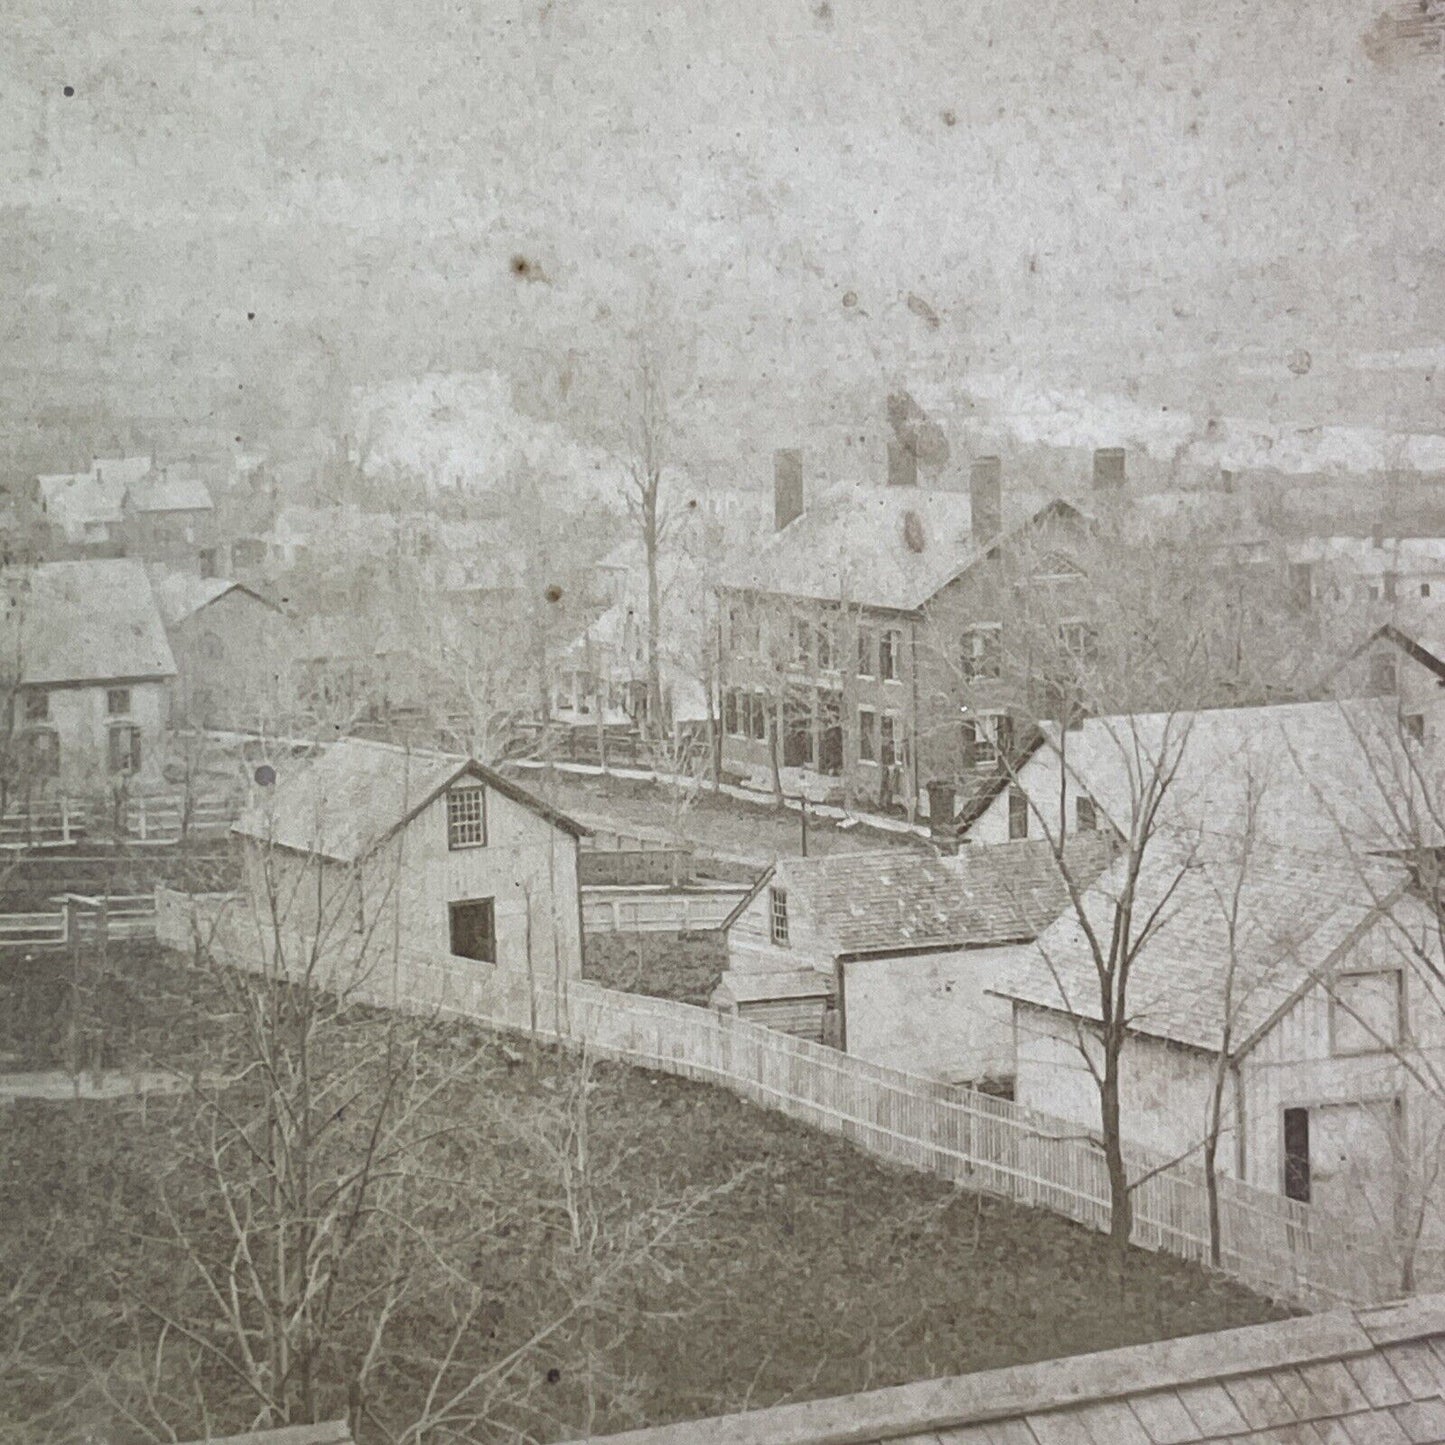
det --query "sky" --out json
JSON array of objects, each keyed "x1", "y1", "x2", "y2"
[{"x1": 1, "y1": 0, "x2": 1441, "y2": 469}]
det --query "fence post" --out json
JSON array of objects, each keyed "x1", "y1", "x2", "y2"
[
  {"x1": 60, "y1": 798, "x2": 70, "y2": 846},
  {"x1": 137, "y1": 797, "x2": 148, "y2": 842}
]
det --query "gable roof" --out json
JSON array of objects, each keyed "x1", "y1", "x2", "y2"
[
  {"x1": 1335, "y1": 623, "x2": 1445, "y2": 686},
  {"x1": 717, "y1": 482, "x2": 1069, "y2": 613},
  {"x1": 987, "y1": 838, "x2": 1415, "y2": 1054},
  {"x1": 147, "y1": 568, "x2": 276, "y2": 627},
  {"x1": 1010, "y1": 697, "x2": 1439, "y2": 857},
  {"x1": 731, "y1": 836, "x2": 1116, "y2": 961},
  {"x1": 553, "y1": 1294, "x2": 1445, "y2": 1445},
  {"x1": 90, "y1": 456, "x2": 154, "y2": 489},
  {"x1": 2, "y1": 560, "x2": 176, "y2": 685},
  {"x1": 232, "y1": 738, "x2": 587, "y2": 862},
  {"x1": 125, "y1": 474, "x2": 214, "y2": 513},
  {"x1": 36, "y1": 471, "x2": 127, "y2": 532}
]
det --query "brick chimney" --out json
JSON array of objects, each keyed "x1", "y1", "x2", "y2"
[
  {"x1": 1092, "y1": 447, "x2": 1126, "y2": 490},
  {"x1": 774, "y1": 448, "x2": 804, "y2": 531},
  {"x1": 887, "y1": 440, "x2": 918, "y2": 488},
  {"x1": 970, "y1": 455, "x2": 1003, "y2": 543},
  {"x1": 926, "y1": 780, "x2": 958, "y2": 854}
]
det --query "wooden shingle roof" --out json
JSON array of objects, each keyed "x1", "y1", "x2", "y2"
[{"x1": 555, "y1": 1294, "x2": 1445, "y2": 1444}]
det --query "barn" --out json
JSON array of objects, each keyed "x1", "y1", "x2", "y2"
[
  {"x1": 990, "y1": 838, "x2": 1445, "y2": 1247},
  {"x1": 231, "y1": 739, "x2": 588, "y2": 979},
  {"x1": 714, "y1": 835, "x2": 1112, "y2": 1078}
]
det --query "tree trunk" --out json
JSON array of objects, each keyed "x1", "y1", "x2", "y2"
[
  {"x1": 645, "y1": 492, "x2": 663, "y2": 738},
  {"x1": 1100, "y1": 1049, "x2": 1133, "y2": 1252}
]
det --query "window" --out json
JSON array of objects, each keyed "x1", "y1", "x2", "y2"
[
  {"x1": 106, "y1": 687, "x2": 131, "y2": 717},
  {"x1": 749, "y1": 691, "x2": 768, "y2": 742},
  {"x1": 724, "y1": 689, "x2": 739, "y2": 737},
  {"x1": 108, "y1": 723, "x2": 141, "y2": 775},
  {"x1": 1368, "y1": 582, "x2": 1382, "y2": 602},
  {"x1": 1330, "y1": 970, "x2": 1403, "y2": 1055},
  {"x1": 815, "y1": 618, "x2": 835, "y2": 672},
  {"x1": 782, "y1": 691, "x2": 814, "y2": 767},
  {"x1": 1283, "y1": 1107, "x2": 1311, "y2": 1203},
  {"x1": 1384, "y1": 573, "x2": 1399, "y2": 603},
  {"x1": 962, "y1": 624, "x2": 1002, "y2": 681},
  {"x1": 1422, "y1": 583, "x2": 1432, "y2": 599},
  {"x1": 857, "y1": 626, "x2": 876, "y2": 678},
  {"x1": 769, "y1": 886, "x2": 789, "y2": 946},
  {"x1": 791, "y1": 617, "x2": 812, "y2": 670},
  {"x1": 23, "y1": 690, "x2": 48, "y2": 724},
  {"x1": 1008, "y1": 787, "x2": 1029, "y2": 840},
  {"x1": 1076, "y1": 795, "x2": 1097, "y2": 832},
  {"x1": 1059, "y1": 620, "x2": 1098, "y2": 663},
  {"x1": 198, "y1": 548, "x2": 217, "y2": 578},
  {"x1": 446, "y1": 785, "x2": 487, "y2": 849},
  {"x1": 880, "y1": 628, "x2": 903, "y2": 682},
  {"x1": 1404, "y1": 713, "x2": 1425, "y2": 744},
  {"x1": 449, "y1": 898, "x2": 496, "y2": 963},
  {"x1": 858, "y1": 706, "x2": 877, "y2": 762},
  {"x1": 880, "y1": 712, "x2": 901, "y2": 769},
  {"x1": 1288, "y1": 563, "x2": 1313, "y2": 611}
]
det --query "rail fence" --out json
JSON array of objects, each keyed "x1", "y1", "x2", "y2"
[
  {"x1": 580, "y1": 886, "x2": 747, "y2": 934},
  {"x1": 0, "y1": 893, "x2": 157, "y2": 950},
  {"x1": 155, "y1": 888, "x2": 1437, "y2": 1312},
  {"x1": 0, "y1": 795, "x2": 238, "y2": 850}
]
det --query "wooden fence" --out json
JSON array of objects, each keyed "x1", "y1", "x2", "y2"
[
  {"x1": 155, "y1": 889, "x2": 1436, "y2": 1312},
  {"x1": 580, "y1": 886, "x2": 747, "y2": 933},
  {"x1": 0, "y1": 795, "x2": 238, "y2": 850},
  {"x1": 0, "y1": 893, "x2": 157, "y2": 950}
]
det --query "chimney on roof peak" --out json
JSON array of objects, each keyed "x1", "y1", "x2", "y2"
[
  {"x1": 1092, "y1": 446, "x2": 1126, "y2": 491},
  {"x1": 774, "y1": 448, "x2": 803, "y2": 531},
  {"x1": 970, "y1": 455, "x2": 1002, "y2": 543},
  {"x1": 887, "y1": 440, "x2": 918, "y2": 488}
]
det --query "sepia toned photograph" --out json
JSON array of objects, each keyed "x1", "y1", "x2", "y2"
[{"x1": 3, "y1": 2, "x2": 1445, "y2": 1442}]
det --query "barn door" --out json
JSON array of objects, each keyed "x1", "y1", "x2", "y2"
[{"x1": 1305, "y1": 1098, "x2": 1403, "y2": 1232}]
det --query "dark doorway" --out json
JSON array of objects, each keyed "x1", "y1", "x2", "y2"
[
  {"x1": 818, "y1": 689, "x2": 842, "y2": 775},
  {"x1": 1283, "y1": 1106, "x2": 1311, "y2": 1203},
  {"x1": 449, "y1": 898, "x2": 497, "y2": 963}
]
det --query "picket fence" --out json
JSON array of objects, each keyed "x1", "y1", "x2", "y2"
[{"x1": 154, "y1": 888, "x2": 1432, "y2": 1312}]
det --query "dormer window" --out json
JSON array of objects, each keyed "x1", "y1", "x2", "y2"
[{"x1": 447, "y1": 785, "x2": 487, "y2": 849}]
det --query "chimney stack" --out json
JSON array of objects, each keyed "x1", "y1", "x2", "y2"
[
  {"x1": 926, "y1": 780, "x2": 958, "y2": 855},
  {"x1": 887, "y1": 440, "x2": 918, "y2": 488},
  {"x1": 774, "y1": 448, "x2": 804, "y2": 531},
  {"x1": 970, "y1": 455, "x2": 1003, "y2": 543},
  {"x1": 1092, "y1": 446, "x2": 1126, "y2": 491},
  {"x1": 1372, "y1": 522, "x2": 1385, "y2": 550}
]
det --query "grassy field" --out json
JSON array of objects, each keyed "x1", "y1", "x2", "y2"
[
  {"x1": 583, "y1": 929, "x2": 727, "y2": 1007},
  {"x1": 0, "y1": 949, "x2": 1286, "y2": 1443}
]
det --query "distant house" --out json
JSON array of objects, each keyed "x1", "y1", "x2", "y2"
[
  {"x1": 148, "y1": 568, "x2": 292, "y2": 727},
  {"x1": 231, "y1": 739, "x2": 588, "y2": 975},
  {"x1": 553, "y1": 1292, "x2": 1445, "y2": 1445},
  {"x1": 122, "y1": 472, "x2": 216, "y2": 570},
  {"x1": 714, "y1": 835, "x2": 1113, "y2": 1076},
  {"x1": 964, "y1": 695, "x2": 1445, "y2": 856},
  {"x1": 1287, "y1": 533, "x2": 1445, "y2": 619},
  {"x1": 1, "y1": 559, "x2": 176, "y2": 791},
  {"x1": 716, "y1": 448, "x2": 1089, "y2": 819},
  {"x1": 36, "y1": 469, "x2": 128, "y2": 552},
  {"x1": 989, "y1": 840, "x2": 1445, "y2": 1238}
]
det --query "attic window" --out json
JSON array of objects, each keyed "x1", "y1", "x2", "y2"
[
  {"x1": 1329, "y1": 970, "x2": 1402, "y2": 1055},
  {"x1": 1075, "y1": 795, "x2": 1097, "y2": 832},
  {"x1": 107, "y1": 687, "x2": 131, "y2": 717},
  {"x1": 447, "y1": 785, "x2": 487, "y2": 849},
  {"x1": 769, "y1": 886, "x2": 789, "y2": 946}
]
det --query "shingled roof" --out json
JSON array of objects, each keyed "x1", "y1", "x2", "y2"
[
  {"x1": 730, "y1": 835, "x2": 1116, "y2": 960},
  {"x1": 554, "y1": 1293, "x2": 1445, "y2": 1444},
  {"x1": 232, "y1": 738, "x2": 587, "y2": 863},
  {"x1": 2, "y1": 560, "x2": 176, "y2": 685},
  {"x1": 988, "y1": 838, "x2": 1416, "y2": 1054}
]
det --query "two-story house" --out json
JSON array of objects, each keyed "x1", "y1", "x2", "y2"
[{"x1": 716, "y1": 448, "x2": 1089, "y2": 822}]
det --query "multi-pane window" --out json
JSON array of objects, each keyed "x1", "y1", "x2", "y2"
[
  {"x1": 880, "y1": 628, "x2": 902, "y2": 682},
  {"x1": 857, "y1": 626, "x2": 876, "y2": 677},
  {"x1": 880, "y1": 712, "x2": 901, "y2": 769},
  {"x1": 1059, "y1": 621, "x2": 1098, "y2": 663},
  {"x1": 858, "y1": 707, "x2": 877, "y2": 762},
  {"x1": 446, "y1": 785, "x2": 487, "y2": 849},
  {"x1": 1008, "y1": 787, "x2": 1029, "y2": 840},
  {"x1": 107, "y1": 687, "x2": 131, "y2": 717},
  {"x1": 769, "y1": 886, "x2": 789, "y2": 946},
  {"x1": 749, "y1": 691, "x2": 769, "y2": 742},
  {"x1": 962, "y1": 625, "x2": 1002, "y2": 681},
  {"x1": 23, "y1": 690, "x2": 48, "y2": 724},
  {"x1": 1330, "y1": 970, "x2": 1403, "y2": 1055},
  {"x1": 815, "y1": 618, "x2": 835, "y2": 672}
]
